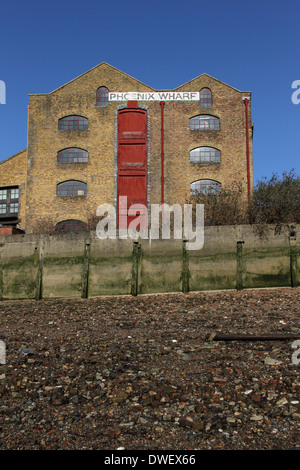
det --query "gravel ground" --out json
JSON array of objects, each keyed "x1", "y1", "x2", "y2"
[{"x1": 0, "y1": 287, "x2": 299, "y2": 451}]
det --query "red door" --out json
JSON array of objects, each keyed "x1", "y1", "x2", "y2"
[{"x1": 118, "y1": 106, "x2": 147, "y2": 229}]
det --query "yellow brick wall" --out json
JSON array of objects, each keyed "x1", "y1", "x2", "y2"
[
  {"x1": 26, "y1": 63, "x2": 155, "y2": 232},
  {"x1": 164, "y1": 75, "x2": 253, "y2": 205},
  {"x1": 0, "y1": 149, "x2": 27, "y2": 229},
  {"x1": 23, "y1": 63, "x2": 253, "y2": 232}
]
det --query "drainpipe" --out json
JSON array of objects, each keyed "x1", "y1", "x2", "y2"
[
  {"x1": 160, "y1": 101, "x2": 165, "y2": 206},
  {"x1": 243, "y1": 97, "x2": 251, "y2": 198}
]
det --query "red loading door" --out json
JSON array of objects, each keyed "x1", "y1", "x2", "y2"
[{"x1": 118, "y1": 107, "x2": 147, "y2": 229}]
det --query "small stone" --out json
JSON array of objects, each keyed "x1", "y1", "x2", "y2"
[
  {"x1": 163, "y1": 414, "x2": 172, "y2": 421},
  {"x1": 227, "y1": 417, "x2": 236, "y2": 424},
  {"x1": 112, "y1": 391, "x2": 128, "y2": 404},
  {"x1": 179, "y1": 416, "x2": 193, "y2": 428},
  {"x1": 250, "y1": 415, "x2": 263, "y2": 421},
  {"x1": 181, "y1": 353, "x2": 191, "y2": 361},
  {"x1": 250, "y1": 394, "x2": 261, "y2": 403},
  {"x1": 264, "y1": 357, "x2": 283, "y2": 366},
  {"x1": 276, "y1": 397, "x2": 288, "y2": 407},
  {"x1": 143, "y1": 397, "x2": 153, "y2": 406},
  {"x1": 192, "y1": 420, "x2": 205, "y2": 431}
]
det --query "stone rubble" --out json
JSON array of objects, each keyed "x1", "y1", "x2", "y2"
[{"x1": 0, "y1": 287, "x2": 299, "y2": 450}]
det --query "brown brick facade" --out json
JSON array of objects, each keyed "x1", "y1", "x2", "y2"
[{"x1": 0, "y1": 63, "x2": 253, "y2": 233}]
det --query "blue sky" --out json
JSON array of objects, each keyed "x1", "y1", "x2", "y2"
[{"x1": 0, "y1": 0, "x2": 299, "y2": 184}]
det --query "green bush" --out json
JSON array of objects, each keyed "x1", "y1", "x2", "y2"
[{"x1": 249, "y1": 170, "x2": 300, "y2": 235}]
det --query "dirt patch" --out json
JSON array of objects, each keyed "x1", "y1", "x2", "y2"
[{"x1": 0, "y1": 287, "x2": 299, "y2": 450}]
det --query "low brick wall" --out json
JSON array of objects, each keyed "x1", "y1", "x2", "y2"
[
  {"x1": 0, "y1": 227, "x2": 24, "y2": 236},
  {"x1": 0, "y1": 225, "x2": 298, "y2": 300}
]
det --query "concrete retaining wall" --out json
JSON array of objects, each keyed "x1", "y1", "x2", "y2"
[{"x1": 0, "y1": 225, "x2": 298, "y2": 300}]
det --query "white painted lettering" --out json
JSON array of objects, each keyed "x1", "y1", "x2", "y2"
[{"x1": 108, "y1": 91, "x2": 200, "y2": 101}]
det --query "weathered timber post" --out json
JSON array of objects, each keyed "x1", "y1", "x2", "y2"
[
  {"x1": 236, "y1": 241, "x2": 245, "y2": 290},
  {"x1": 81, "y1": 242, "x2": 91, "y2": 299},
  {"x1": 289, "y1": 232, "x2": 298, "y2": 287},
  {"x1": 131, "y1": 241, "x2": 141, "y2": 296},
  {"x1": 35, "y1": 241, "x2": 44, "y2": 300},
  {"x1": 181, "y1": 240, "x2": 190, "y2": 293}
]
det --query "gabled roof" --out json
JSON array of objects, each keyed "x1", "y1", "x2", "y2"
[
  {"x1": 174, "y1": 72, "x2": 251, "y2": 94},
  {"x1": 28, "y1": 63, "x2": 251, "y2": 97},
  {"x1": 0, "y1": 148, "x2": 27, "y2": 166},
  {"x1": 30, "y1": 62, "x2": 155, "y2": 96}
]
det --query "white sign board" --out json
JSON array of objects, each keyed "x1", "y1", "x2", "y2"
[{"x1": 109, "y1": 92, "x2": 200, "y2": 102}]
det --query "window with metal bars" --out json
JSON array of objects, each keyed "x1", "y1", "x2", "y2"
[
  {"x1": 199, "y1": 88, "x2": 212, "y2": 108},
  {"x1": 190, "y1": 115, "x2": 220, "y2": 130},
  {"x1": 190, "y1": 179, "x2": 221, "y2": 196},
  {"x1": 57, "y1": 148, "x2": 88, "y2": 163},
  {"x1": 190, "y1": 147, "x2": 220, "y2": 163},
  {"x1": 57, "y1": 181, "x2": 87, "y2": 197},
  {"x1": 96, "y1": 86, "x2": 109, "y2": 107},
  {"x1": 56, "y1": 219, "x2": 87, "y2": 233},
  {"x1": 58, "y1": 115, "x2": 88, "y2": 130}
]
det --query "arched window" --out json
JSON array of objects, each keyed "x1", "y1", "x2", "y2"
[
  {"x1": 57, "y1": 148, "x2": 88, "y2": 163},
  {"x1": 58, "y1": 115, "x2": 88, "y2": 130},
  {"x1": 57, "y1": 181, "x2": 87, "y2": 197},
  {"x1": 200, "y1": 88, "x2": 212, "y2": 108},
  {"x1": 191, "y1": 179, "x2": 221, "y2": 196},
  {"x1": 56, "y1": 219, "x2": 87, "y2": 233},
  {"x1": 96, "y1": 86, "x2": 109, "y2": 107},
  {"x1": 190, "y1": 115, "x2": 220, "y2": 130},
  {"x1": 190, "y1": 147, "x2": 220, "y2": 163}
]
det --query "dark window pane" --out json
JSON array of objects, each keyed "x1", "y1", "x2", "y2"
[
  {"x1": 57, "y1": 181, "x2": 87, "y2": 196},
  {"x1": 58, "y1": 115, "x2": 88, "y2": 130},
  {"x1": 96, "y1": 86, "x2": 109, "y2": 107},
  {"x1": 10, "y1": 188, "x2": 19, "y2": 199},
  {"x1": 191, "y1": 179, "x2": 221, "y2": 196},
  {"x1": 0, "y1": 190, "x2": 7, "y2": 200},
  {"x1": 190, "y1": 147, "x2": 220, "y2": 163},
  {"x1": 57, "y1": 148, "x2": 88, "y2": 163},
  {"x1": 9, "y1": 203, "x2": 19, "y2": 213},
  {"x1": 200, "y1": 88, "x2": 212, "y2": 108},
  {"x1": 190, "y1": 115, "x2": 220, "y2": 130},
  {"x1": 56, "y1": 219, "x2": 87, "y2": 233},
  {"x1": 0, "y1": 187, "x2": 19, "y2": 217}
]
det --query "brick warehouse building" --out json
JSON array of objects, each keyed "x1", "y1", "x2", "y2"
[{"x1": 0, "y1": 62, "x2": 253, "y2": 234}]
